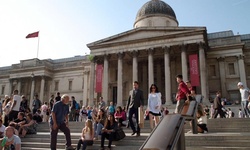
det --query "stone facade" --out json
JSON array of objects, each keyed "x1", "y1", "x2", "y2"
[
  {"x1": 1, "y1": 0, "x2": 250, "y2": 108},
  {"x1": 0, "y1": 56, "x2": 90, "y2": 107}
]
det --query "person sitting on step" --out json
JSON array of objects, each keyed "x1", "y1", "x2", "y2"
[{"x1": 77, "y1": 119, "x2": 94, "y2": 150}]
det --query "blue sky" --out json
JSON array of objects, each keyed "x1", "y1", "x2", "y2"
[{"x1": 0, "y1": 0, "x2": 249, "y2": 67}]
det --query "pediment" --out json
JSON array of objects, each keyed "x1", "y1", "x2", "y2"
[{"x1": 87, "y1": 26, "x2": 206, "y2": 49}]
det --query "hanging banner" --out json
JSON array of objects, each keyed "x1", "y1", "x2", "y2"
[
  {"x1": 189, "y1": 54, "x2": 200, "y2": 86},
  {"x1": 95, "y1": 64, "x2": 103, "y2": 93}
]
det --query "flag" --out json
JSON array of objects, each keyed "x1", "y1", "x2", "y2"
[{"x1": 26, "y1": 31, "x2": 39, "y2": 38}]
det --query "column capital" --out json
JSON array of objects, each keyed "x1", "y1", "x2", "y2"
[
  {"x1": 147, "y1": 48, "x2": 155, "y2": 55},
  {"x1": 83, "y1": 70, "x2": 90, "y2": 75},
  {"x1": 163, "y1": 46, "x2": 170, "y2": 54},
  {"x1": 217, "y1": 57, "x2": 225, "y2": 62},
  {"x1": 131, "y1": 50, "x2": 139, "y2": 57},
  {"x1": 104, "y1": 54, "x2": 111, "y2": 60},
  {"x1": 117, "y1": 52, "x2": 125, "y2": 59},
  {"x1": 199, "y1": 42, "x2": 207, "y2": 49},
  {"x1": 180, "y1": 44, "x2": 187, "y2": 52},
  {"x1": 237, "y1": 55, "x2": 244, "y2": 60}
]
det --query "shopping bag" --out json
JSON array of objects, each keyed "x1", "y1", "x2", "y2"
[{"x1": 138, "y1": 107, "x2": 144, "y2": 128}]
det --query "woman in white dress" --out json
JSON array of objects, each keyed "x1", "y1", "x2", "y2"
[{"x1": 147, "y1": 84, "x2": 162, "y2": 131}]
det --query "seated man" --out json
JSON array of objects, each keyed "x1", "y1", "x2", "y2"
[
  {"x1": 0, "y1": 126, "x2": 21, "y2": 150},
  {"x1": 9, "y1": 112, "x2": 26, "y2": 130}
]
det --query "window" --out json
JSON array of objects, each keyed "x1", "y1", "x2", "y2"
[
  {"x1": 68, "y1": 80, "x2": 72, "y2": 90},
  {"x1": 209, "y1": 65, "x2": 216, "y2": 77},
  {"x1": 228, "y1": 63, "x2": 235, "y2": 75},
  {"x1": 1, "y1": 85, "x2": 5, "y2": 95},
  {"x1": 54, "y1": 81, "x2": 59, "y2": 91}
]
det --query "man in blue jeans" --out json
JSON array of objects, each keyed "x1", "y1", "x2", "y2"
[{"x1": 50, "y1": 94, "x2": 75, "y2": 150}]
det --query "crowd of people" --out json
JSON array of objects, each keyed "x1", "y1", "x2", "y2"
[{"x1": 0, "y1": 75, "x2": 248, "y2": 150}]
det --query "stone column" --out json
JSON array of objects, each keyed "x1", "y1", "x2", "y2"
[
  {"x1": 199, "y1": 43, "x2": 208, "y2": 102},
  {"x1": 8, "y1": 79, "x2": 12, "y2": 96},
  {"x1": 30, "y1": 77, "x2": 35, "y2": 109},
  {"x1": 83, "y1": 70, "x2": 89, "y2": 106},
  {"x1": 164, "y1": 46, "x2": 172, "y2": 105},
  {"x1": 40, "y1": 76, "x2": 45, "y2": 102},
  {"x1": 117, "y1": 52, "x2": 124, "y2": 106},
  {"x1": 142, "y1": 62, "x2": 147, "y2": 95},
  {"x1": 102, "y1": 55, "x2": 110, "y2": 105},
  {"x1": 181, "y1": 44, "x2": 188, "y2": 82},
  {"x1": 237, "y1": 55, "x2": 247, "y2": 86},
  {"x1": 89, "y1": 61, "x2": 95, "y2": 106},
  {"x1": 148, "y1": 49, "x2": 154, "y2": 89},
  {"x1": 218, "y1": 57, "x2": 227, "y2": 98},
  {"x1": 17, "y1": 79, "x2": 21, "y2": 94},
  {"x1": 132, "y1": 51, "x2": 139, "y2": 82},
  {"x1": 156, "y1": 60, "x2": 162, "y2": 90}
]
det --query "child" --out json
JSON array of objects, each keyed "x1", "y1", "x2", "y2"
[
  {"x1": 239, "y1": 108, "x2": 243, "y2": 118},
  {"x1": 108, "y1": 102, "x2": 115, "y2": 115},
  {"x1": 77, "y1": 119, "x2": 94, "y2": 150}
]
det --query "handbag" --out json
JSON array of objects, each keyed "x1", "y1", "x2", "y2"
[{"x1": 114, "y1": 128, "x2": 126, "y2": 141}]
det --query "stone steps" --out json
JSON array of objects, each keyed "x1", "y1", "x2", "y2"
[{"x1": 20, "y1": 118, "x2": 250, "y2": 149}]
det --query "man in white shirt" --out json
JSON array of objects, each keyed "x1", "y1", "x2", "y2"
[
  {"x1": 9, "y1": 90, "x2": 21, "y2": 121},
  {"x1": 237, "y1": 82, "x2": 250, "y2": 118}
]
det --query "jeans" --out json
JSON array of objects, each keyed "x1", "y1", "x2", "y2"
[
  {"x1": 101, "y1": 132, "x2": 115, "y2": 148},
  {"x1": 77, "y1": 139, "x2": 93, "y2": 150},
  {"x1": 94, "y1": 123, "x2": 104, "y2": 137},
  {"x1": 50, "y1": 123, "x2": 72, "y2": 150},
  {"x1": 241, "y1": 101, "x2": 250, "y2": 117}
]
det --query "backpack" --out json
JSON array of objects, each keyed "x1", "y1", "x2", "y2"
[{"x1": 75, "y1": 103, "x2": 79, "y2": 110}]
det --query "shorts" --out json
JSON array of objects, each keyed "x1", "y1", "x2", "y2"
[{"x1": 149, "y1": 111, "x2": 161, "y2": 116}]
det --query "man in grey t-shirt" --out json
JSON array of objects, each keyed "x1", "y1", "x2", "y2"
[{"x1": 237, "y1": 82, "x2": 250, "y2": 118}]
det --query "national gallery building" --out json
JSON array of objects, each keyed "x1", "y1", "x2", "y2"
[{"x1": 0, "y1": 0, "x2": 250, "y2": 107}]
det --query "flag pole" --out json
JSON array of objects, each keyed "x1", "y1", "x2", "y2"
[{"x1": 36, "y1": 31, "x2": 40, "y2": 58}]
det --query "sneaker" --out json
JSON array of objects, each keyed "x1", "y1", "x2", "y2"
[
  {"x1": 204, "y1": 131, "x2": 208, "y2": 134},
  {"x1": 186, "y1": 130, "x2": 192, "y2": 134},
  {"x1": 65, "y1": 146, "x2": 75, "y2": 150}
]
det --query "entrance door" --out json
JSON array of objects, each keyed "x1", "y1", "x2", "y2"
[{"x1": 112, "y1": 86, "x2": 117, "y2": 105}]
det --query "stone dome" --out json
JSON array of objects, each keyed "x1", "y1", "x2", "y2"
[{"x1": 134, "y1": 0, "x2": 178, "y2": 28}]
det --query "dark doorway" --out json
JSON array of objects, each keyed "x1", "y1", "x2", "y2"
[{"x1": 112, "y1": 86, "x2": 117, "y2": 105}]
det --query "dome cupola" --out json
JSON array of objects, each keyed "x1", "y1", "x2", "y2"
[{"x1": 134, "y1": 0, "x2": 178, "y2": 28}]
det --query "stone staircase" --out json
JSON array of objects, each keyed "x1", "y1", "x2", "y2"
[{"x1": 21, "y1": 117, "x2": 250, "y2": 150}]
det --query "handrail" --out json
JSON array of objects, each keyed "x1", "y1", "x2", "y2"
[{"x1": 139, "y1": 114, "x2": 185, "y2": 150}]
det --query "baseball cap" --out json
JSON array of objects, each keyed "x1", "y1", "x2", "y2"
[{"x1": 237, "y1": 82, "x2": 243, "y2": 86}]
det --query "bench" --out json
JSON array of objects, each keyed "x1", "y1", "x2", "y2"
[
  {"x1": 180, "y1": 100, "x2": 198, "y2": 134},
  {"x1": 140, "y1": 114, "x2": 185, "y2": 150}
]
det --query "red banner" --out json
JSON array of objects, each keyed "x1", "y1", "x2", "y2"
[
  {"x1": 189, "y1": 54, "x2": 200, "y2": 86},
  {"x1": 95, "y1": 64, "x2": 103, "y2": 93}
]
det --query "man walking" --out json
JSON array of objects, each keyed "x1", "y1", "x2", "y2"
[
  {"x1": 127, "y1": 81, "x2": 144, "y2": 136},
  {"x1": 237, "y1": 82, "x2": 250, "y2": 118},
  {"x1": 213, "y1": 91, "x2": 225, "y2": 118},
  {"x1": 175, "y1": 75, "x2": 190, "y2": 113},
  {"x1": 9, "y1": 90, "x2": 21, "y2": 121},
  {"x1": 50, "y1": 94, "x2": 75, "y2": 150}
]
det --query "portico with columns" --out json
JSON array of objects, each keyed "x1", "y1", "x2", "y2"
[{"x1": 87, "y1": 26, "x2": 209, "y2": 106}]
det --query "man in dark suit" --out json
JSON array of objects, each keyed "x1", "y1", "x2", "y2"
[{"x1": 127, "y1": 81, "x2": 144, "y2": 136}]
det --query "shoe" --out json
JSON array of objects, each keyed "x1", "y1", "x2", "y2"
[
  {"x1": 186, "y1": 130, "x2": 192, "y2": 134},
  {"x1": 65, "y1": 146, "x2": 75, "y2": 150},
  {"x1": 131, "y1": 131, "x2": 136, "y2": 136},
  {"x1": 126, "y1": 124, "x2": 130, "y2": 128},
  {"x1": 136, "y1": 133, "x2": 140, "y2": 137},
  {"x1": 204, "y1": 131, "x2": 208, "y2": 134}
]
